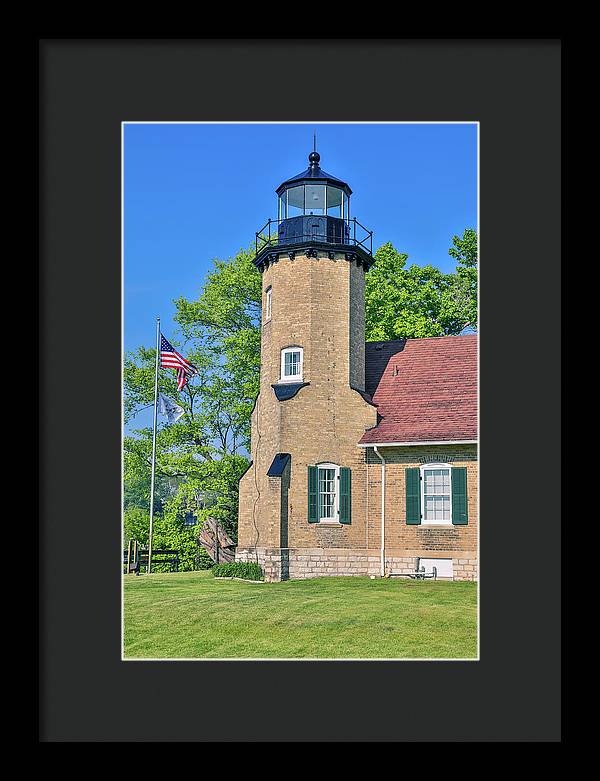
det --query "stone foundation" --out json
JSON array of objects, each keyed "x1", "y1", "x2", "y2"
[
  {"x1": 235, "y1": 548, "x2": 286, "y2": 582},
  {"x1": 453, "y1": 558, "x2": 478, "y2": 581},
  {"x1": 236, "y1": 547, "x2": 478, "y2": 582}
]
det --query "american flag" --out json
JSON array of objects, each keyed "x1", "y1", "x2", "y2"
[{"x1": 160, "y1": 334, "x2": 198, "y2": 391}]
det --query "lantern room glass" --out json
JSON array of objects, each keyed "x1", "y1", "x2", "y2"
[
  {"x1": 278, "y1": 184, "x2": 350, "y2": 220},
  {"x1": 287, "y1": 186, "x2": 304, "y2": 217},
  {"x1": 326, "y1": 187, "x2": 342, "y2": 217},
  {"x1": 305, "y1": 184, "x2": 325, "y2": 215}
]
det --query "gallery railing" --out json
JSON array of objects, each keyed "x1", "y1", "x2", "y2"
[{"x1": 255, "y1": 217, "x2": 373, "y2": 257}]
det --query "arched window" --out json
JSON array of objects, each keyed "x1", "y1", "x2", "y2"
[
  {"x1": 420, "y1": 463, "x2": 452, "y2": 524},
  {"x1": 280, "y1": 346, "x2": 303, "y2": 383}
]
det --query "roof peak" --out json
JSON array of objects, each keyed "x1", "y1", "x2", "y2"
[{"x1": 276, "y1": 147, "x2": 351, "y2": 194}]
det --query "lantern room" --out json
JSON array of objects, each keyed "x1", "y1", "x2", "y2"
[
  {"x1": 276, "y1": 151, "x2": 351, "y2": 220},
  {"x1": 254, "y1": 147, "x2": 373, "y2": 272}
]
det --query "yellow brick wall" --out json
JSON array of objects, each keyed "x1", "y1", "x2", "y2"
[
  {"x1": 238, "y1": 251, "x2": 377, "y2": 550},
  {"x1": 365, "y1": 444, "x2": 478, "y2": 575}
]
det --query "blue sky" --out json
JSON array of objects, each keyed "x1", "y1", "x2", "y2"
[
  {"x1": 124, "y1": 123, "x2": 477, "y2": 429},
  {"x1": 124, "y1": 122, "x2": 477, "y2": 351}
]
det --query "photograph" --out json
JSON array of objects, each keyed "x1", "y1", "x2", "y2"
[{"x1": 122, "y1": 121, "x2": 479, "y2": 660}]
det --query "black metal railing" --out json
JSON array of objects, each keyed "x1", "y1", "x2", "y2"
[{"x1": 255, "y1": 217, "x2": 373, "y2": 257}]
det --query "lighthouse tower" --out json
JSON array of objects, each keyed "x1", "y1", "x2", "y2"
[{"x1": 236, "y1": 147, "x2": 378, "y2": 581}]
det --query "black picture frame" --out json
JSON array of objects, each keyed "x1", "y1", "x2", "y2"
[{"x1": 39, "y1": 38, "x2": 562, "y2": 742}]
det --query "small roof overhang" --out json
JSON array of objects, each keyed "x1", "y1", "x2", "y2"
[
  {"x1": 276, "y1": 165, "x2": 352, "y2": 197},
  {"x1": 267, "y1": 453, "x2": 291, "y2": 477}
]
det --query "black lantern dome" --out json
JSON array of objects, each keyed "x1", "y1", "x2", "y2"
[
  {"x1": 276, "y1": 150, "x2": 352, "y2": 209},
  {"x1": 254, "y1": 147, "x2": 373, "y2": 272}
]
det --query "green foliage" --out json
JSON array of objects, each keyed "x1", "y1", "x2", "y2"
[
  {"x1": 195, "y1": 547, "x2": 215, "y2": 570},
  {"x1": 123, "y1": 468, "x2": 178, "y2": 516},
  {"x1": 212, "y1": 561, "x2": 263, "y2": 581},
  {"x1": 442, "y1": 228, "x2": 478, "y2": 332},
  {"x1": 365, "y1": 229, "x2": 478, "y2": 341},
  {"x1": 150, "y1": 515, "x2": 199, "y2": 571},
  {"x1": 123, "y1": 506, "x2": 200, "y2": 571},
  {"x1": 123, "y1": 506, "x2": 150, "y2": 547},
  {"x1": 448, "y1": 227, "x2": 477, "y2": 268},
  {"x1": 365, "y1": 243, "x2": 445, "y2": 339}
]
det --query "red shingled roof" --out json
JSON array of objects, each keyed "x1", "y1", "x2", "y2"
[{"x1": 359, "y1": 335, "x2": 477, "y2": 445}]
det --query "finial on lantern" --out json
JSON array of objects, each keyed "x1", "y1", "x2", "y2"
[{"x1": 308, "y1": 133, "x2": 320, "y2": 169}]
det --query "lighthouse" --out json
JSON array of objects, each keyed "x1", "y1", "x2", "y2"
[{"x1": 236, "y1": 147, "x2": 378, "y2": 581}]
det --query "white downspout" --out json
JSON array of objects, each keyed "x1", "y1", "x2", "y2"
[{"x1": 373, "y1": 446, "x2": 386, "y2": 577}]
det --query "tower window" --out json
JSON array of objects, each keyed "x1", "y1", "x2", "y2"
[
  {"x1": 280, "y1": 347, "x2": 303, "y2": 383},
  {"x1": 318, "y1": 464, "x2": 339, "y2": 521},
  {"x1": 264, "y1": 286, "x2": 272, "y2": 323}
]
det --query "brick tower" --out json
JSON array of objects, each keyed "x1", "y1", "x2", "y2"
[{"x1": 237, "y1": 147, "x2": 378, "y2": 580}]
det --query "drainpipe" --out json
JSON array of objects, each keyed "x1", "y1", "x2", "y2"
[{"x1": 373, "y1": 446, "x2": 386, "y2": 577}]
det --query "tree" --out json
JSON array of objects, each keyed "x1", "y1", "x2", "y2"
[
  {"x1": 442, "y1": 228, "x2": 478, "y2": 332},
  {"x1": 365, "y1": 229, "x2": 478, "y2": 341},
  {"x1": 448, "y1": 226, "x2": 477, "y2": 268}
]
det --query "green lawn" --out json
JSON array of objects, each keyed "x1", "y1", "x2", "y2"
[{"x1": 123, "y1": 571, "x2": 477, "y2": 659}]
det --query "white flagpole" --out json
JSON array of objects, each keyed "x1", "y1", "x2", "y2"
[{"x1": 148, "y1": 316, "x2": 160, "y2": 575}]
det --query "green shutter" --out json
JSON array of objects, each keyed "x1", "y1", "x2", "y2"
[
  {"x1": 339, "y1": 467, "x2": 351, "y2": 524},
  {"x1": 406, "y1": 467, "x2": 421, "y2": 524},
  {"x1": 451, "y1": 467, "x2": 468, "y2": 525},
  {"x1": 308, "y1": 465, "x2": 318, "y2": 522}
]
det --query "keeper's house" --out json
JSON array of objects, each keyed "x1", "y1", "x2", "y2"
[{"x1": 237, "y1": 149, "x2": 477, "y2": 582}]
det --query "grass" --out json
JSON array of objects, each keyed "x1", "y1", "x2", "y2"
[{"x1": 123, "y1": 571, "x2": 477, "y2": 659}]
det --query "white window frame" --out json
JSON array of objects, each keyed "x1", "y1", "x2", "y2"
[
  {"x1": 420, "y1": 463, "x2": 453, "y2": 525},
  {"x1": 264, "y1": 286, "x2": 272, "y2": 323},
  {"x1": 280, "y1": 346, "x2": 303, "y2": 383},
  {"x1": 316, "y1": 462, "x2": 340, "y2": 524}
]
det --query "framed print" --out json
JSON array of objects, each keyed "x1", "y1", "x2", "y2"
[{"x1": 39, "y1": 38, "x2": 561, "y2": 742}]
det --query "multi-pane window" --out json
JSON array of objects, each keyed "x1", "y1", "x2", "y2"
[
  {"x1": 280, "y1": 347, "x2": 303, "y2": 382},
  {"x1": 284, "y1": 350, "x2": 300, "y2": 376},
  {"x1": 264, "y1": 286, "x2": 272, "y2": 322},
  {"x1": 422, "y1": 466, "x2": 452, "y2": 523},
  {"x1": 318, "y1": 464, "x2": 339, "y2": 521}
]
